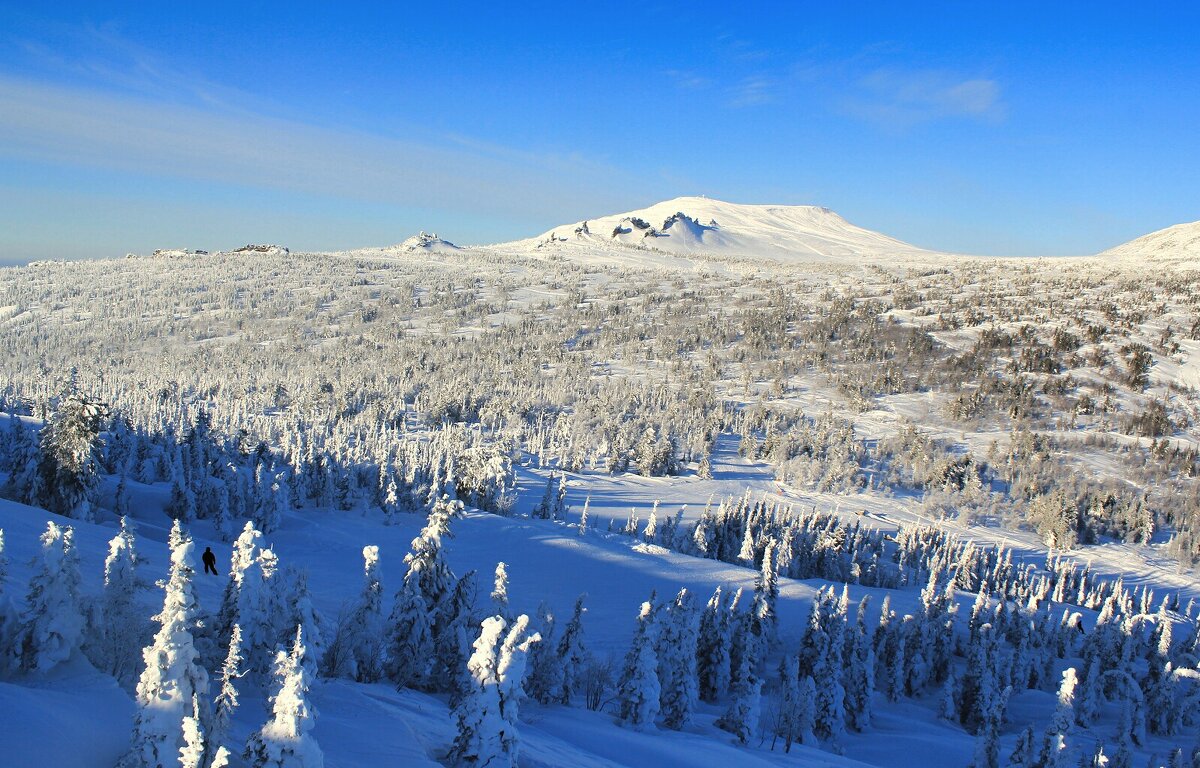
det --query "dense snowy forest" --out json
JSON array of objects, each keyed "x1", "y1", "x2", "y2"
[{"x1": 2, "y1": 233, "x2": 1200, "y2": 767}]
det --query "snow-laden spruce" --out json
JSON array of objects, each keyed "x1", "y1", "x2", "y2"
[
  {"x1": 211, "y1": 622, "x2": 244, "y2": 760},
  {"x1": 657, "y1": 588, "x2": 699, "y2": 730},
  {"x1": 383, "y1": 564, "x2": 434, "y2": 689},
  {"x1": 697, "y1": 585, "x2": 732, "y2": 703},
  {"x1": 491, "y1": 561, "x2": 511, "y2": 620},
  {"x1": 215, "y1": 520, "x2": 283, "y2": 678},
  {"x1": 616, "y1": 597, "x2": 660, "y2": 729},
  {"x1": 555, "y1": 594, "x2": 589, "y2": 706},
  {"x1": 716, "y1": 643, "x2": 761, "y2": 744},
  {"x1": 19, "y1": 520, "x2": 83, "y2": 672},
  {"x1": 1036, "y1": 667, "x2": 1078, "y2": 768},
  {"x1": 524, "y1": 601, "x2": 563, "y2": 705},
  {"x1": 245, "y1": 626, "x2": 323, "y2": 768},
  {"x1": 121, "y1": 524, "x2": 211, "y2": 768},
  {"x1": 85, "y1": 516, "x2": 142, "y2": 686},
  {"x1": 35, "y1": 390, "x2": 108, "y2": 521},
  {"x1": 449, "y1": 614, "x2": 539, "y2": 768},
  {"x1": 340, "y1": 545, "x2": 385, "y2": 682}
]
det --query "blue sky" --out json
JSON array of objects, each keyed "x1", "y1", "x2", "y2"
[{"x1": 1, "y1": 2, "x2": 1197, "y2": 263}]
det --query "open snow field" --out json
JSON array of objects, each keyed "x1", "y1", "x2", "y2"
[{"x1": 1, "y1": 199, "x2": 1199, "y2": 767}]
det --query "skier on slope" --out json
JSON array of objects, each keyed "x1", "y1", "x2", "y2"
[{"x1": 202, "y1": 545, "x2": 219, "y2": 575}]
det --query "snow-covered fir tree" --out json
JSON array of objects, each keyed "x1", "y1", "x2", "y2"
[
  {"x1": 1009, "y1": 724, "x2": 1036, "y2": 766},
  {"x1": 577, "y1": 496, "x2": 590, "y2": 537},
  {"x1": 800, "y1": 586, "x2": 846, "y2": 749},
  {"x1": 716, "y1": 643, "x2": 761, "y2": 745},
  {"x1": 750, "y1": 539, "x2": 779, "y2": 653},
  {"x1": 278, "y1": 567, "x2": 326, "y2": 678},
  {"x1": 113, "y1": 473, "x2": 132, "y2": 518},
  {"x1": 211, "y1": 623, "x2": 244, "y2": 765},
  {"x1": 449, "y1": 614, "x2": 539, "y2": 768},
  {"x1": 20, "y1": 520, "x2": 83, "y2": 672},
  {"x1": 408, "y1": 495, "x2": 462, "y2": 627},
  {"x1": 495, "y1": 614, "x2": 540, "y2": 760},
  {"x1": 433, "y1": 570, "x2": 479, "y2": 700},
  {"x1": 449, "y1": 616, "x2": 505, "y2": 766},
  {"x1": 1035, "y1": 667, "x2": 1078, "y2": 768},
  {"x1": 697, "y1": 585, "x2": 732, "y2": 703},
  {"x1": 845, "y1": 594, "x2": 875, "y2": 732},
  {"x1": 87, "y1": 516, "x2": 141, "y2": 685},
  {"x1": 491, "y1": 561, "x2": 511, "y2": 620},
  {"x1": 771, "y1": 654, "x2": 812, "y2": 752},
  {"x1": 617, "y1": 599, "x2": 661, "y2": 729},
  {"x1": 36, "y1": 390, "x2": 108, "y2": 520},
  {"x1": 553, "y1": 473, "x2": 568, "y2": 522},
  {"x1": 555, "y1": 594, "x2": 589, "y2": 706},
  {"x1": 525, "y1": 602, "x2": 563, "y2": 705},
  {"x1": 657, "y1": 588, "x2": 699, "y2": 730},
  {"x1": 122, "y1": 525, "x2": 211, "y2": 768},
  {"x1": 960, "y1": 622, "x2": 998, "y2": 734},
  {"x1": 971, "y1": 685, "x2": 1010, "y2": 768},
  {"x1": 384, "y1": 566, "x2": 434, "y2": 689},
  {"x1": 245, "y1": 626, "x2": 323, "y2": 768},
  {"x1": 233, "y1": 541, "x2": 281, "y2": 679},
  {"x1": 532, "y1": 474, "x2": 556, "y2": 520},
  {"x1": 179, "y1": 694, "x2": 208, "y2": 768},
  {"x1": 216, "y1": 521, "x2": 267, "y2": 648},
  {"x1": 347, "y1": 545, "x2": 385, "y2": 682},
  {"x1": 643, "y1": 500, "x2": 660, "y2": 544}
]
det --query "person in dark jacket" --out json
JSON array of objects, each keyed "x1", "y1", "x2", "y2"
[{"x1": 202, "y1": 546, "x2": 219, "y2": 576}]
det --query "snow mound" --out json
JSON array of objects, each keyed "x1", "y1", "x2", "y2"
[
  {"x1": 1101, "y1": 220, "x2": 1200, "y2": 262},
  {"x1": 397, "y1": 232, "x2": 460, "y2": 253},
  {"x1": 511, "y1": 196, "x2": 940, "y2": 262}
]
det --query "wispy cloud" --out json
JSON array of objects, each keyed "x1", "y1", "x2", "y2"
[
  {"x1": 841, "y1": 69, "x2": 1004, "y2": 127},
  {"x1": 727, "y1": 76, "x2": 776, "y2": 108},
  {"x1": 714, "y1": 36, "x2": 773, "y2": 64},
  {"x1": 661, "y1": 36, "x2": 1004, "y2": 126},
  {"x1": 14, "y1": 23, "x2": 259, "y2": 111},
  {"x1": 0, "y1": 74, "x2": 643, "y2": 226},
  {"x1": 663, "y1": 69, "x2": 711, "y2": 91}
]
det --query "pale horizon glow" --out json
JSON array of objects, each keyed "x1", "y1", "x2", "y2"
[{"x1": 1, "y1": 4, "x2": 1198, "y2": 264}]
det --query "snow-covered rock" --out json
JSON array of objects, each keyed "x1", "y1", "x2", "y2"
[
  {"x1": 150, "y1": 248, "x2": 211, "y2": 258},
  {"x1": 230, "y1": 244, "x2": 290, "y2": 256},
  {"x1": 398, "y1": 232, "x2": 460, "y2": 253}
]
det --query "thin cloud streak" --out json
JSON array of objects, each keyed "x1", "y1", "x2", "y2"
[
  {"x1": 726, "y1": 76, "x2": 776, "y2": 108},
  {"x1": 0, "y1": 74, "x2": 644, "y2": 228},
  {"x1": 841, "y1": 69, "x2": 1005, "y2": 127}
]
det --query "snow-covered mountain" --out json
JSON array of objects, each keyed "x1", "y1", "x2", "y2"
[
  {"x1": 1100, "y1": 220, "x2": 1200, "y2": 261},
  {"x1": 509, "y1": 196, "x2": 940, "y2": 262}
]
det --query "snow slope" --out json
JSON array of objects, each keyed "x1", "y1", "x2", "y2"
[
  {"x1": 0, "y1": 467, "x2": 884, "y2": 768},
  {"x1": 1101, "y1": 220, "x2": 1200, "y2": 263},
  {"x1": 503, "y1": 196, "x2": 944, "y2": 264},
  {"x1": 1, "y1": 436, "x2": 1194, "y2": 767}
]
